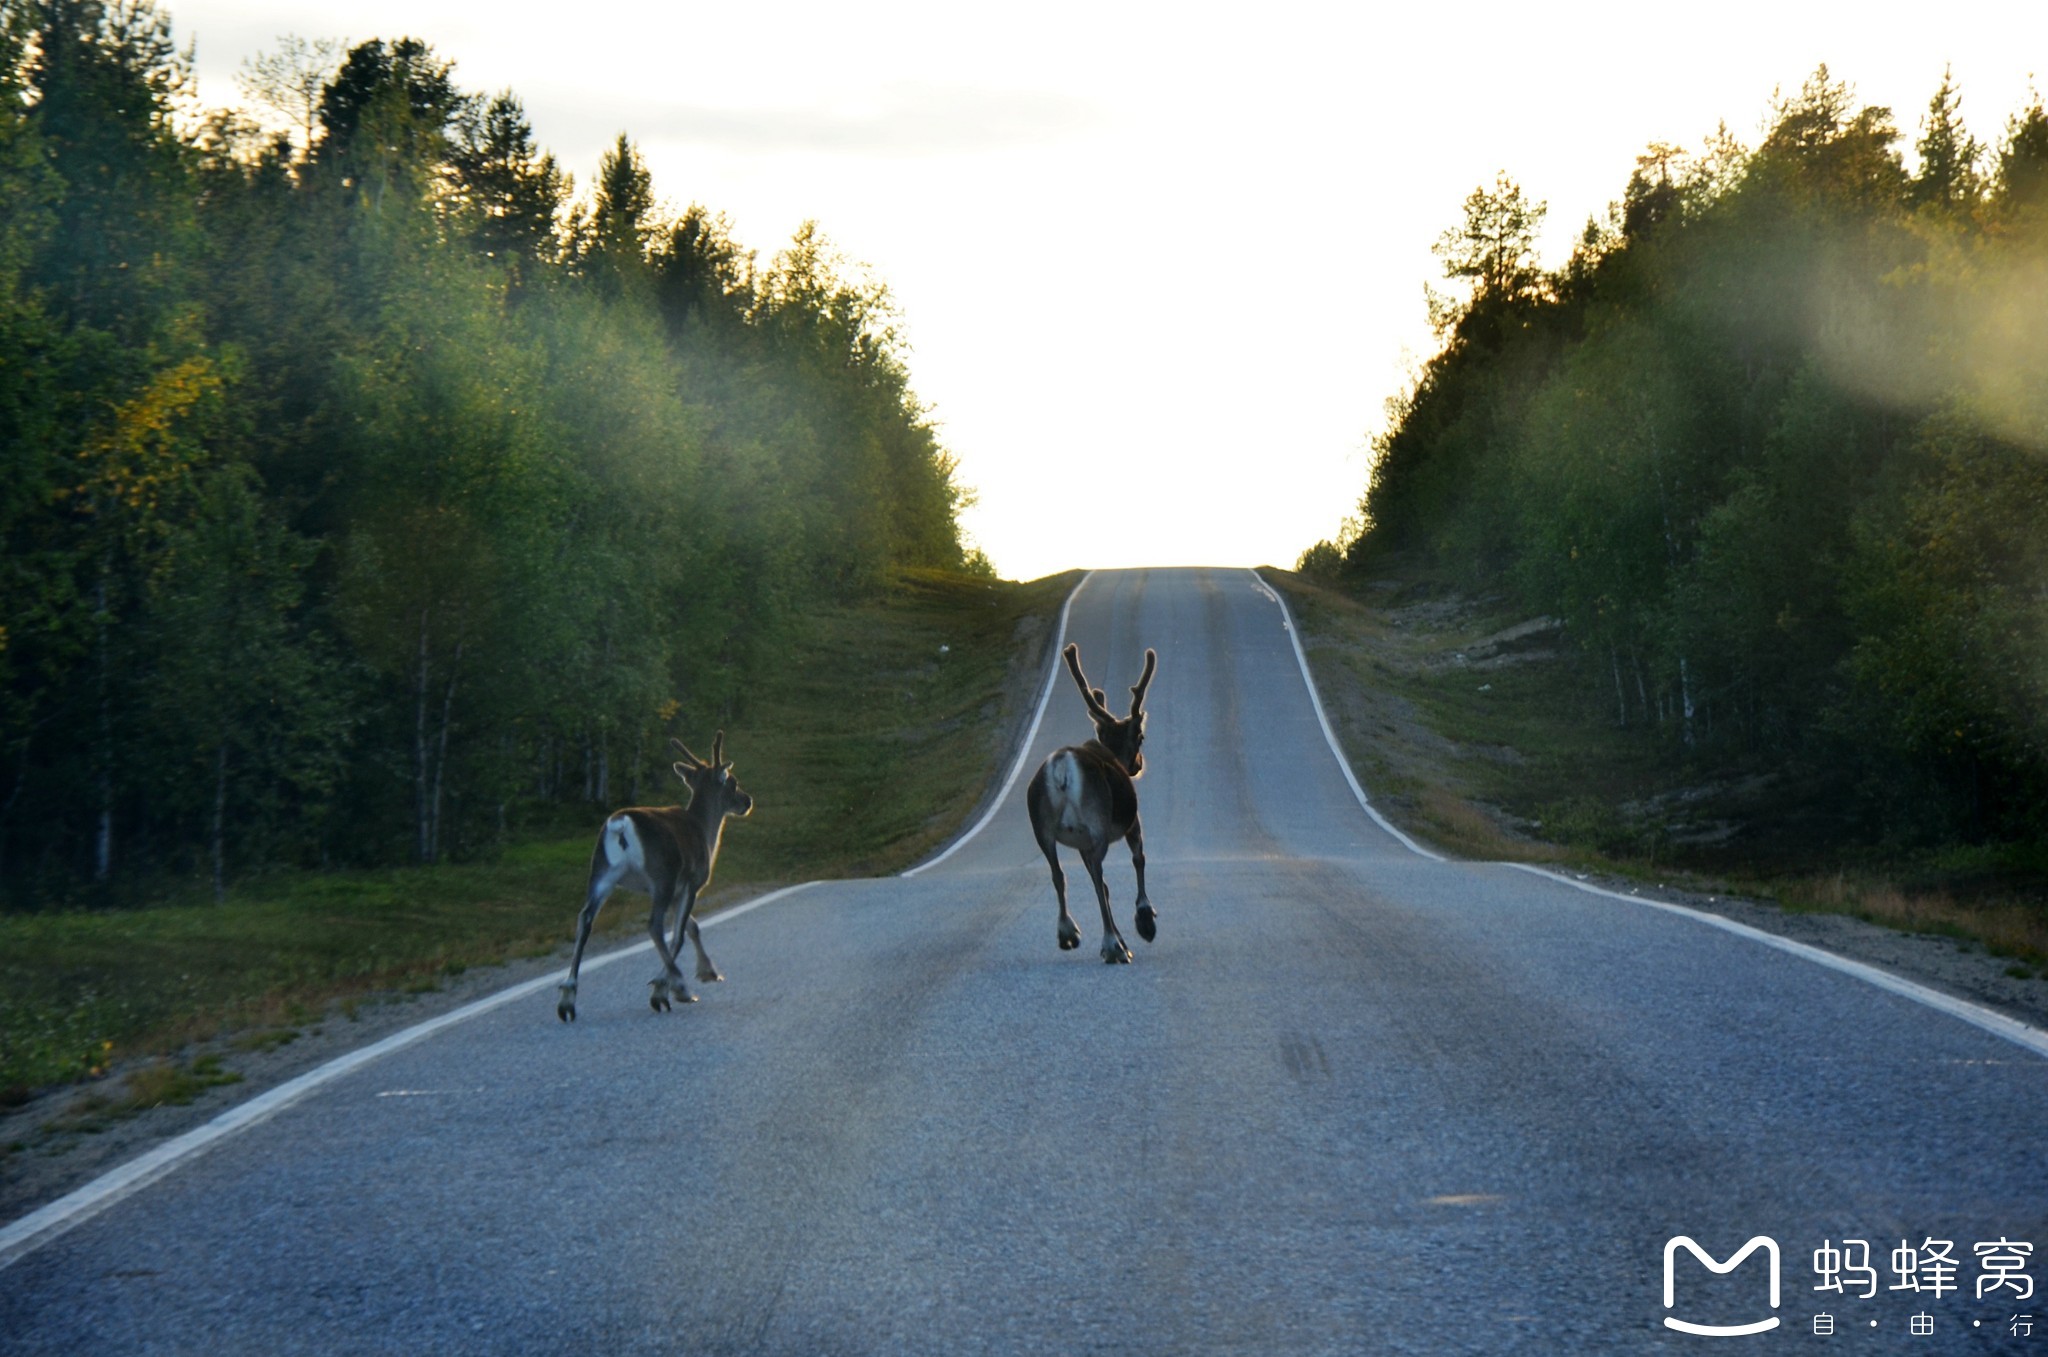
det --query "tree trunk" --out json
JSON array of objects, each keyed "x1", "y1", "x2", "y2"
[
  {"x1": 429, "y1": 640, "x2": 462, "y2": 864},
  {"x1": 0, "y1": 730, "x2": 31, "y2": 883},
  {"x1": 94, "y1": 571, "x2": 113, "y2": 884},
  {"x1": 210, "y1": 739, "x2": 229, "y2": 903},
  {"x1": 414, "y1": 608, "x2": 432, "y2": 863},
  {"x1": 1679, "y1": 656, "x2": 1697, "y2": 749}
]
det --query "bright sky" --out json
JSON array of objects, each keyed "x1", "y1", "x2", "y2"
[{"x1": 164, "y1": 0, "x2": 2044, "y2": 581}]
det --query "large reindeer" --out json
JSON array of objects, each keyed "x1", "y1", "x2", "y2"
[
  {"x1": 556, "y1": 732, "x2": 753, "y2": 1021},
  {"x1": 1026, "y1": 643, "x2": 1158, "y2": 963}
]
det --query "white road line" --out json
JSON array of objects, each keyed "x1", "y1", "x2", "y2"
[
  {"x1": 902, "y1": 572, "x2": 1093, "y2": 877},
  {"x1": 1252, "y1": 569, "x2": 2048, "y2": 1063},
  {"x1": 3, "y1": 568, "x2": 1096, "y2": 1268},
  {"x1": 1247, "y1": 570, "x2": 1444, "y2": 862},
  {"x1": 19, "y1": 566, "x2": 2042, "y2": 1275},
  {"x1": 1504, "y1": 863, "x2": 2048, "y2": 1061},
  {"x1": 0, "y1": 880, "x2": 821, "y2": 1273}
]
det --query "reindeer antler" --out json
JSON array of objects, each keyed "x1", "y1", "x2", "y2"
[
  {"x1": 711, "y1": 729, "x2": 726, "y2": 770},
  {"x1": 1129, "y1": 648, "x2": 1157, "y2": 716},
  {"x1": 1063, "y1": 644, "x2": 1113, "y2": 722},
  {"x1": 670, "y1": 736, "x2": 705, "y2": 770}
]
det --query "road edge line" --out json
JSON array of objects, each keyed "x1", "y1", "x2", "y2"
[
  {"x1": 5, "y1": 563, "x2": 1095, "y2": 1266},
  {"x1": 1501, "y1": 863, "x2": 2048, "y2": 1061},
  {"x1": 1250, "y1": 569, "x2": 2048, "y2": 1062},
  {"x1": 902, "y1": 571, "x2": 1093, "y2": 877},
  {"x1": 0, "y1": 879, "x2": 822, "y2": 1273},
  {"x1": 1247, "y1": 569, "x2": 1444, "y2": 862}
]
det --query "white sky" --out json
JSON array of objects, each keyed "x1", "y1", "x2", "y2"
[{"x1": 164, "y1": 1, "x2": 2045, "y2": 581}]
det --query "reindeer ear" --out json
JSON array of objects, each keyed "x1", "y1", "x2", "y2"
[{"x1": 671, "y1": 761, "x2": 692, "y2": 782}]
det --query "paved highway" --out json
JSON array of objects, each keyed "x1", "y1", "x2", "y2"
[{"x1": 3, "y1": 567, "x2": 2044, "y2": 1354}]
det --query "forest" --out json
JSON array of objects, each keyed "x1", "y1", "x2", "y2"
[
  {"x1": 1314, "y1": 66, "x2": 2048, "y2": 856},
  {"x1": 0, "y1": 0, "x2": 981, "y2": 908}
]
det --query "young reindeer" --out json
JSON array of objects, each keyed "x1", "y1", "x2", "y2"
[
  {"x1": 1026, "y1": 643, "x2": 1158, "y2": 964},
  {"x1": 556, "y1": 732, "x2": 753, "y2": 1021}
]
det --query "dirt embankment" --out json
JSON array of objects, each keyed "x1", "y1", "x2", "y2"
[{"x1": 1264, "y1": 567, "x2": 2048, "y2": 1037}]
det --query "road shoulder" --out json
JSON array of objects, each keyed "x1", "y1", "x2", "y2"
[{"x1": 1262, "y1": 566, "x2": 2048, "y2": 1040}]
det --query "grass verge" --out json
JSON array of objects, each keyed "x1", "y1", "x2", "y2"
[
  {"x1": 0, "y1": 567, "x2": 1077, "y2": 1105},
  {"x1": 1266, "y1": 564, "x2": 2048, "y2": 970}
]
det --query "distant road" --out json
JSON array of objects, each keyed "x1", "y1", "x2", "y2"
[{"x1": 3, "y1": 567, "x2": 2044, "y2": 1354}]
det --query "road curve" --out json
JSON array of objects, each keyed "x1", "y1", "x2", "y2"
[{"x1": 2, "y1": 567, "x2": 2044, "y2": 1354}]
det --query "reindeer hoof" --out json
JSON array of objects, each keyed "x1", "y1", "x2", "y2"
[
  {"x1": 697, "y1": 965, "x2": 724, "y2": 984},
  {"x1": 1058, "y1": 918, "x2": 1081, "y2": 951},
  {"x1": 650, "y1": 978, "x2": 695, "y2": 1011},
  {"x1": 556, "y1": 984, "x2": 577, "y2": 1022},
  {"x1": 1135, "y1": 905, "x2": 1157, "y2": 943},
  {"x1": 1102, "y1": 938, "x2": 1133, "y2": 965}
]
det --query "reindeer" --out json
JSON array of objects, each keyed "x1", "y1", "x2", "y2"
[
  {"x1": 1026, "y1": 643, "x2": 1158, "y2": 963},
  {"x1": 556, "y1": 732, "x2": 753, "y2": 1021}
]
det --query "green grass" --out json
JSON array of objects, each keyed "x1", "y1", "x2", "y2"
[
  {"x1": 715, "y1": 567, "x2": 1078, "y2": 881},
  {"x1": 0, "y1": 568, "x2": 1077, "y2": 1103},
  {"x1": 43, "y1": 1055, "x2": 246, "y2": 1135},
  {"x1": 1270, "y1": 564, "x2": 2048, "y2": 966},
  {"x1": 0, "y1": 837, "x2": 606, "y2": 1102}
]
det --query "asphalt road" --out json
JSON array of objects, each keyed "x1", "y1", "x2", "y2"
[{"x1": 3, "y1": 567, "x2": 2045, "y2": 1355}]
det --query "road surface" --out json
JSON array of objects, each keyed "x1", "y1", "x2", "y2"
[{"x1": 3, "y1": 567, "x2": 2044, "y2": 1354}]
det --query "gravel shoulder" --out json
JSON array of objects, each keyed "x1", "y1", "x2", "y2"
[
  {"x1": 0, "y1": 901, "x2": 694, "y2": 1229},
  {"x1": 1263, "y1": 566, "x2": 2048, "y2": 1039},
  {"x1": 1531, "y1": 867, "x2": 2048, "y2": 1033},
  {"x1": 11, "y1": 566, "x2": 2042, "y2": 1239},
  {"x1": 1, "y1": 578, "x2": 1080, "y2": 1235}
]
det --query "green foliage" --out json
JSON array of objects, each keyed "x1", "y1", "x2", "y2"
[
  {"x1": 0, "y1": 3, "x2": 978, "y2": 906},
  {"x1": 1908, "y1": 67, "x2": 1984, "y2": 216},
  {"x1": 450, "y1": 92, "x2": 565, "y2": 281},
  {"x1": 0, "y1": 569, "x2": 1067, "y2": 1097},
  {"x1": 1428, "y1": 170, "x2": 1548, "y2": 329},
  {"x1": 1996, "y1": 95, "x2": 2048, "y2": 213},
  {"x1": 1343, "y1": 64, "x2": 2048, "y2": 849}
]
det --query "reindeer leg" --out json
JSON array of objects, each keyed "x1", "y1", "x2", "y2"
[
  {"x1": 675, "y1": 882, "x2": 722, "y2": 984},
  {"x1": 558, "y1": 864, "x2": 622, "y2": 1022},
  {"x1": 1083, "y1": 845, "x2": 1131, "y2": 965},
  {"x1": 1034, "y1": 822, "x2": 1080, "y2": 951},
  {"x1": 647, "y1": 886, "x2": 695, "y2": 1012},
  {"x1": 1029, "y1": 777, "x2": 1081, "y2": 951},
  {"x1": 1128, "y1": 815, "x2": 1156, "y2": 943}
]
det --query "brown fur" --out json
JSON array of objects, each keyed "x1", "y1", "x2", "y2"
[
  {"x1": 556, "y1": 732, "x2": 753, "y2": 1020},
  {"x1": 1026, "y1": 644, "x2": 1157, "y2": 962}
]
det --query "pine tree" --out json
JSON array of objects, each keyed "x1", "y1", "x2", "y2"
[
  {"x1": 1908, "y1": 66, "x2": 1984, "y2": 215},
  {"x1": 452, "y1": 91, "x2": 567, "y2": 278}
]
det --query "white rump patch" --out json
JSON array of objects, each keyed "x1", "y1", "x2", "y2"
[
  {"x1": 1046, "y1": 751, "x2": 1090, "y2": 846},
  {"x1": 597, "y1": 814, "x2": 658, "y2": 897},
  {"x1": 603, "y1": 815, "x2": 645, "y2": 870}
]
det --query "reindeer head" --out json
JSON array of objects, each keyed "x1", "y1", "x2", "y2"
[
  {"x1": 670, "y1": 730, "x2": 754, "y2": 820},
  {"x1": 1064, "y1": 643, "x2": 1156, "y2": 777}
]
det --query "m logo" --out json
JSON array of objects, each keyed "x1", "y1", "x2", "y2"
[{"x1": 1663, "y1": 1236, "x2": 1782, "y2": 1336}]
